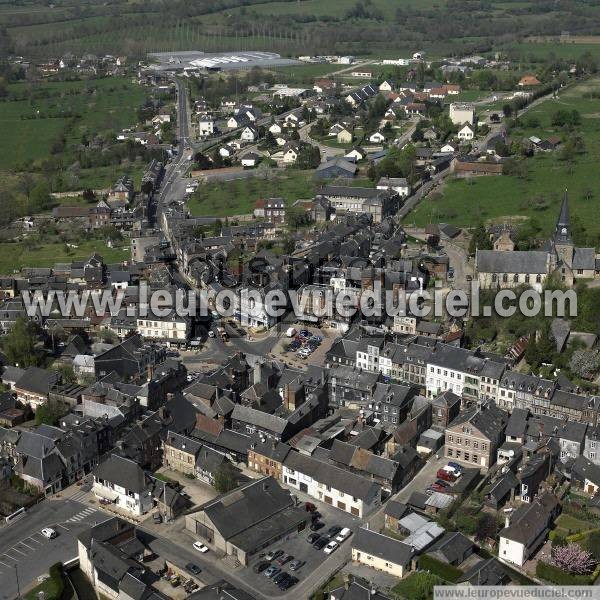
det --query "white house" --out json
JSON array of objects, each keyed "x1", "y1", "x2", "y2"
[
  {"x1": 345, "y1": 147, "x2": 366, "y2": 162},
  {"x1": 282, "y1": 451, "x2": 382, "y2": 518},
  {"x1": 241, "y1": 152, "x2": 260, "y2": 168},
  {"x1": 377, "y1": 177, "x2": 411, "y2": 197},
  {"x1": 498, "y1": 493, "x2": 558, "y2": 567},
  {"x1": 379, "y1": 80, "x2": 395, "y2": 92},
  {"x1": 241, "y1": 125, "x2": 259, "y2": 142},
  {"x1": 352, "y1": 528, "x2": 413, "y2": 578},
  {"x1": 268, "y1": 122, "x2": 282, "y2": 135},
  {"x1": 369, "y1": 131, "x2": 386, "y2": 144},
  {"x1": 92, "y1": 455, "x2": 154, "y2": 517},
  {"x1": 458, "y1": 123, "x2": 475, "y2": 141},
  {"x1": 236, "y1": 286, "x2": 279, "y2": 329},
  {"x1": 440, "y1": 142, "x2": 459, "y2": 153},
  {"x1": 137, "y1": 312, "x2": 191, "y2": 344},
  {"x1": 198, "y1": 117, "x2": 215, "y2": 137},
  {"x1": 219, "y1": 145, "x2": 234, "y2": 158}
]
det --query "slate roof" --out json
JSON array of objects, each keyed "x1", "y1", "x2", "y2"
[
  {"x1": 458, "y1": 558, "x2": 509, "y2": 586},
  {"x1": 476, "y1": 250, "x2": 549, "y2": 274},
  {"x1": 499, "y1": 492, "x2": 558, "y2": 546},
  {"x1": 231, "y1": 404, "x2": 288, "y2": 435},
  {"x1": 572, "y1": 455, "x2": 600, "y2": 486},
  {"x1": 352, "y1": 527, "x2": 413, "y2": 566},
  {"x1": 384, "y1": 499, "x2": 409, "y2": 520},
  {"x1": 448, "y1": 403, "x2": 508, "y2": 443},
  {"x1": 428, "y1": 531, "x2": 473, "y2": 564},
  {"x1": 94, "y1": 454, "x2": 151, "y2": 493},
  {"x1": 284, "y1": 450, "x2": 381, "y2": 501},
  {"x1": 198, "y1": 476, "x2": 293, "y2": 540},
  {"x1": 15, "y1": 367, "x2": 59, "y2": 395}
]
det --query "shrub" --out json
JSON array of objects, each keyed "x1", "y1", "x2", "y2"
[
  {"x1": 536, "y1": 561, "x2": 593, "y2": 585},
  {"x1": 418, "y1": 554, "x2": 464, "y2": 583}
]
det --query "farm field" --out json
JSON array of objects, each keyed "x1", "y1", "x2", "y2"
[
  {"x1": 409, "y1": 76, "x2": 600, "y2": 246},
  {"x1": 0, "y1": 237, "x2": 129, "y2": 275},
  {"x1": 188, "y1": 171, "x2": 316, "y2": 217}
]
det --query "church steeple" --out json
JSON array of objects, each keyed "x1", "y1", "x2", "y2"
[
  {"x1": 553, "y1": 189, "x2": 574, "y2": 268},
  {"x1": 554, "y1": 189, "x2": 572, "y2": 245}
]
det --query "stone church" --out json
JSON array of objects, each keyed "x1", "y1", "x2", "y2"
[{"x1": 476, "y1": 192, "x2": 598, "y2": 291}]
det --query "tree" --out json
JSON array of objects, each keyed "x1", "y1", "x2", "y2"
[
  {"x1": 468, "y1": 223, "x2": 492, "y2": 255},
  {"x1": 35, "y1": 400, "x2": 69, "y2": 427},
  {"x1": 569, "y1": 349, "x2": 600, "y2": 379},
  {"x1": 475, "y1": 513, "x2": 498, "y2": 542},
  {"x1": 3, "y1": 317, "x2": 42, "y2": 367},
  {"x1": 29, "y1": 181, "x2": 52, "y2": 213},
  {"x1": 550, "y1": 543, "x2": 596, "y2": 575},
  {"x1": 213, "y1": 461, "x2": 237, "y2": 493}
]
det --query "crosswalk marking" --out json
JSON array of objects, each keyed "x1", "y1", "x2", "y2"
[
  {"x1": 65, "y1": 507, "x2": 97, "y2": 523},
  {"x1": 69, "y1": 490, "x2": 89, "y2": 503}
]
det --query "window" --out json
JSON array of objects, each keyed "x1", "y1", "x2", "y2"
[
  {"x1": 448, "y1": 435, "x2": 453, "y2": 443},
  {"x1": 448, "y1": 448, "x2": 453, "y2": 457},
  {"x1": 472, "y1": 454, "x2": 478, "y2": 463}
]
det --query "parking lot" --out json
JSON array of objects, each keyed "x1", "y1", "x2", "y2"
[
  {"x1": 238, "y1": 492, "x2": 361, "y2": 596},
  {"x1": 270, "y1": 325, "x2": 337, "y2": 370}
]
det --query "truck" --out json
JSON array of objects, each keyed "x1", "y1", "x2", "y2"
[{"x1": 286, "y1": 327, "x2": 297, "y2": 338}]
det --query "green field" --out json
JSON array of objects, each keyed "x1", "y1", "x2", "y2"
[
  {"x1": 506, "y1": 41, "x2": 600, "y2": 61},
  {"x1": 188, "y1": 171, "x2": 317, "y2": 217},
  {"x1": 409, "y1": 77, "x2": 600, "y2": 247},
  {"x1": 0, "y1": 77, "x2": 147, "y2": 171},
  {"x1": 0, "y1": 238, "x2": 129, "y2": 274}
]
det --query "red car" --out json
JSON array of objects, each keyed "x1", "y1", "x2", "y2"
[
  {"x1": 436, "y1": 469, "x2": 457, "y2": 482},
  {"x1": 305, "y1": 502, "x2": 316, "y2": 512},
  {"x1": 429, "y1": 483, "x2": 446, "y2": 493}
]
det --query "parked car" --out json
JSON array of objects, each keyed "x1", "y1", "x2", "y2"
[
  {"x1": 447, "y1": 462, "x2": 463, "y2": 473},
  {"x1": 264, "y1": 549, "x2": 283, "y2": 562},
  {"x1": 335, "y1": 528, "x2": 352, "y2": 543},
  {"x1": 307, "y1": 533, "x2": 321, "y2": 543},
  {"x1": 41, "y1": 528, "x2": 58, "y2": 539},
  {"x1": 273, "y1": 572, "x2": 288, "y2": 585},
  {"x1": 429, "y1": 483, "x2": 446, "y2": 493},
  {"x1": 289, "y1": 559, "x2": 304, "y2": 571},
  {"x1": 327, "y1": 526, "x2": 342, "y2": 538},
  {"x1": 310, "y1": 511, "x2": 322, "y2": 521},
  {"x1": 435, "y1": 479, "x2": 451, "y2": 488},
  {"x1": 185, "y1": 563, "x2": 202, "y2": 576},
  {"x1": 253, "y1": 561, "x2": 270, "y2": 574},
  {"x1": 276, "y1": 553, "x2": 293, "y2": 566},
  {"x1": 310, "y1": 520, "x2": 325, "y2": 531},
  {"x1": 280, "y1": 575, "x2": 298, "y2": 590},
  {"x1": 324, "y1": 541, "x2": 339, "y2": 555},
  {"x1": 436, "y1": 469, "x2": 457, "y2": 482},
  {"x1": 193, "y1": 541, "x2": 209, "y2": 553},
  {"x1": 312, "y1": 536, "x2": 328, "y2": 550},
  {"x1": 264, "y1": 566, "x2": 281, "y2": 578},
  {"x1": 305, "y1": 502, "x2": 316, "y2": 512}
]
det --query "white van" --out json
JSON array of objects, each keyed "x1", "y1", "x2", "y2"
[
  {"x1": 286, "y1": 327, "x2": 297, "y2": 337},
  {"x1": 335, "y1": 528, "x2": 352, "y2": 543}
]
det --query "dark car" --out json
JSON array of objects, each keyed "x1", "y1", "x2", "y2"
[
  {"x1": 253, "y1": 561, "x2": 270, "y2": 574},
  {"x1": 310, "y1": 520, "x2": 325, "y2": 531},
  {"x1": 435, "y1": 479, "x2": 450, "y2": 488},
  {"x1": 307, "y1": 533, "x2": 320, "y2": 543},
  {"x1": 312, "y1": 536, "x2": 328, "y2": 550},
  {"x1": 185, "y1": 563, "x2": 202, "y2": 576},
  {"x1": 327, "y1": 526, "x2": 342, "y2": 538},
  {"x1": 273, "y1": 572, "x2": 289, "y2": 585},
  {"x1": 289, "y1": 560, "x2": 304, "y2": 571},
  {"x1": 311, "y1": 511, "x2": 322, "y2": 521},
  {"x1": 281, "y1": 575, "x2": 299, "y2": 589}
]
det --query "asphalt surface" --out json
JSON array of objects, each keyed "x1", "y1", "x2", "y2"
[{"x1": 0, "y1": 498, "x2": 102, "y2": 599}]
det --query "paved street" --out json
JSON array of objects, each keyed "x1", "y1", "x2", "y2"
[{"x1": 0, "y1": 498, "x2": 102, "y2": 599}]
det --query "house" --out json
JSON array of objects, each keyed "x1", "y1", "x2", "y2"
[
  {"x1": 268, "y1": 122, "x2": 282, "y2": 135},
  {"x1": 427, "y1": 532, "x2": 474, "y2": 565},
  {"x1": 345, "y1": 147, "x2": 366, "y2": 162},
  {"x1": 198, "y1": 116, "x2": 215, "y2": 137},
  {"x1": 14, "y1": 367, "x2": 60, "y2": 412},
  {"x1": 379, "y1": 80, "x2": 395, "y2": 92},
  {"x1": 518, "y1": 74, "x2": 542, "y2": 87},
  {"x1": 498, "y1": 491, "x2": 559, "y2": 567},
  {"x1": 329, "y1": 578, "x2": 391, "y2": 600},
  {"x1": 77, "y1": 517, "x2": 162, "y2": 600},
  {"x1": 318, "y1": 185, "x2": 400, "y2": 223},
  {"x1": 444, "y1": 402, "x2": 509, "y2": 470},
  {"x1": 282, "y1": 450, "x2": 382, "y2": 518},
  {"x1": 315, "y1": 158, "x2": 357, "y2": 180},
  {"x1": 440, "y1": 142, "x2": 459, "y2": 153},
  {"x1": 337, "y1": 128, "x2": 353, "y2": 144},
  {"x1": 458, "y1": 558, "x2": 510, "y2": 586},
  {"x1": 240, "y1": 125, "x2": 259, "y2": 142},
  {"x1": 457, "y1": 123, "x2": 475, "y2": 141},
  {"x1": 137, "y1": 312, "x2": 191, "y2": 345},
  {"x1": 92, "y1": 454, "x2": 154, "y2": 516},
  {"x1": 185, "y1": 476, "x2": 307, "y2": 565},
  {"x1": 384, "y1": 499, "x2": 409, "y2": 531},
  {"x1": 241, "y1": 151, "x2": 260, "y2": 168},
  {"x1": 163, "y1": 431, "x2": 202, "y2": 477},
  {"x1": 571, "y1": 455, "x2": 600, "y2": 495},
  {"x1": 368, "y1": 131, "x2": 386, "y2": 144},
  {"x1": 454, "y1": 159, "x2": 503, "y2": 177},
  {"x1": 351, "y1": 527, "x2": 413, "y2": 578},
  {"x1": 376, "y1": 177, "x2": 410, "y2": 197}
]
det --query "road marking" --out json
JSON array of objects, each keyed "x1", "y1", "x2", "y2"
[
  {"x1": 10, "y1": 547, "x2": 26, "y2": 556},
  {"x1": 0, "y1": 560, "x2": 10, "y2": 568},
  {"x1": 19, "y1": 541, "x2": 34, "y2": 551},
  {"x1": 57, "y1": 523, "x2": 70, "y2": 532},
  {"x1": 28, "y1": 536, "x2": 42, "y2": 544}
]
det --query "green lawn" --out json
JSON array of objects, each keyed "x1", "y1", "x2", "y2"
[
  {"x1": 0, "y1": 77, "x2": 147, "y2": 170},
  {"x1": 409, "y1": 76, "x2": 600, "y2": 246},
  {"x1": 0, "y1": 238, "x2": 129, "y2": 275},
  {"x1": 555, "y1": 514, "x2": 598, "y2": 536},
  {"x1": 188, "y1": 171, "x2": 317, "y2": 217},
  {"x1": 505, "y1": 41, "x2": 600, "y2": 61}
]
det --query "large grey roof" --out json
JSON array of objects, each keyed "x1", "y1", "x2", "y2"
[
  {"x1": 94, "y1": 454, "x2": 151, "y2": 493},
  {"x1": 231, "y1": 405, "x2": 288, "y2": 435},
  {"x1": 352, "y1": 527, "x2": 413, "y2": 566},
  {"x1": 428, "y1": 531, "x2": 473, "y2": 564},
  {"x1": 476, "y1": 250, "x2": 549, "y2": 274},
  {"x1": 284, "y1": 450, "x2": 381, "y2": 500}
]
